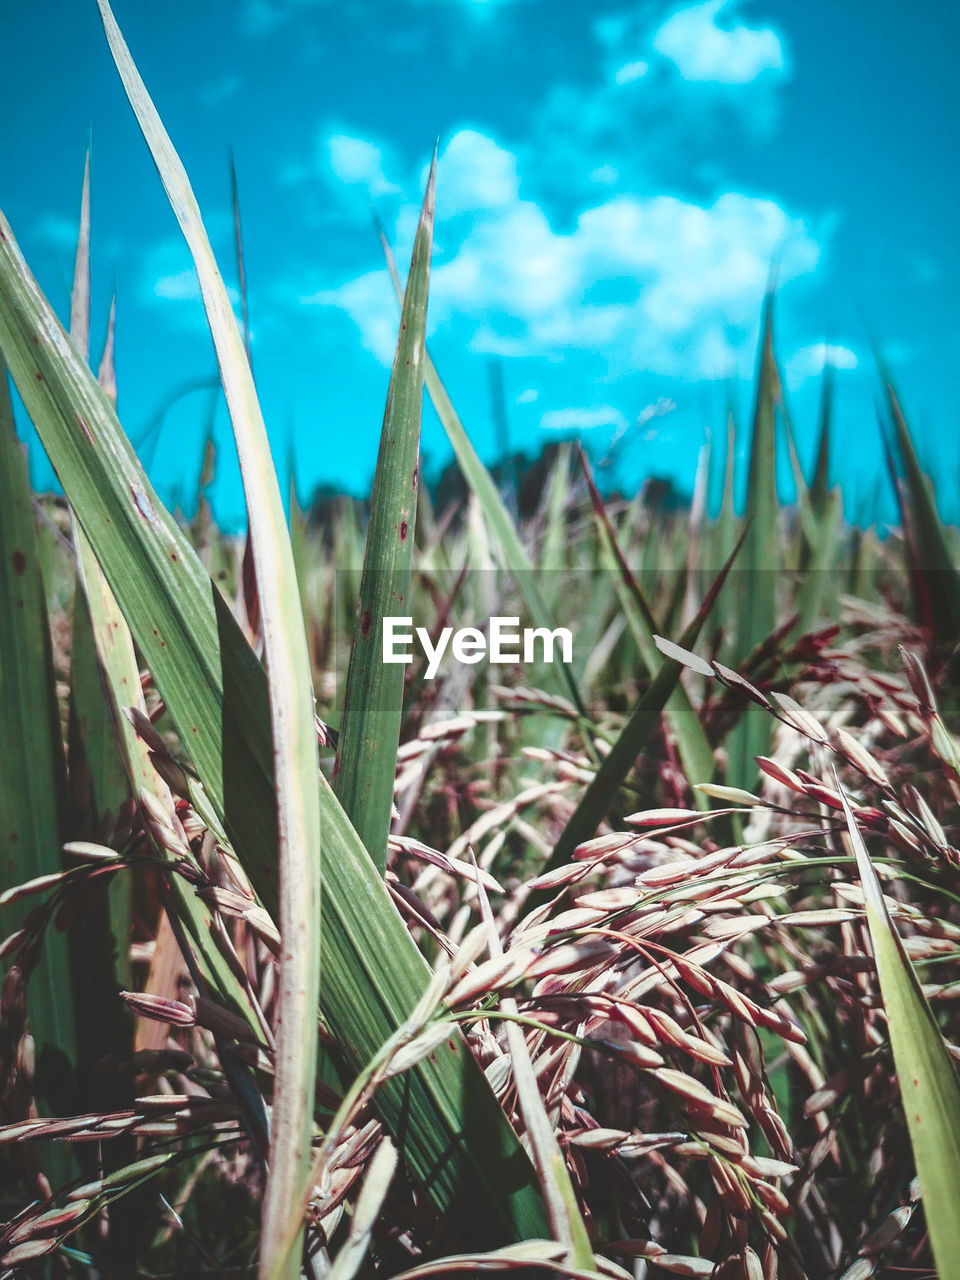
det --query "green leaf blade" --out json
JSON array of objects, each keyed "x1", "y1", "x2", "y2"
[
  {"x1": 727, "y1": 296, "x2": 779, "y2": 789},
  {"x1": 334, "y1": 161, "x2": 435, "y2": 874},
  {"x1": 836, "y1": 773, "x2": 960, "y2": 1274},
  {"x1": 0, "y1": 362, "x2": 76, "y2": 1187},
  {"x1": 886, "y1": 379, "x2": 960, "y2": 647}
]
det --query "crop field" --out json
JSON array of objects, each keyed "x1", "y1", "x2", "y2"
[{"x1": 2, "y1": 4, "x2": 960, "y2": 1280}]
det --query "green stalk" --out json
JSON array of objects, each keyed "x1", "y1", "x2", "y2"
[
  {"x1": 885, "y1": 378, "x2": 960, "y2": 649},
  {"x1": 727, "y1": 297, "x2": 779, "y2": 788},
  {"x1": 66, "y1": 147, "x2": 132, "y2": 1004},
  {"x1": 836, "y1": 773, "x2": 960, "y2": 1276},
  {"x1": 334, "y1": 162, "x2": 434, "y2": 874},
  {"x1": 0, "y1": 361, "x2": 76, "y2": 1188}
]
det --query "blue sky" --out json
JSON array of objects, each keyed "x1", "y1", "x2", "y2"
[{"x1": 3, "y1": 0, "x2": 958, "y2": 527}]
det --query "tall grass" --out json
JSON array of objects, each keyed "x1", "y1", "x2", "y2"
[{"x1": 2, "y1": 8, "x2": 960, "y2": 1278}]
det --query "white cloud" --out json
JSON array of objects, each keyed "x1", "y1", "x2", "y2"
[
  {"x1": 434, "y1": 130, "x2": 520, "y2": 215},
  {"x1": 150, "y1": 268, "x2": 241, "y2": 311},
  {"x1": 785, "y1": 342, "x2": 858, "y2": 388},
  {"x1": 652, "y1": 0, "x2": 786, "y2": 84},
  {"x1": 541, "y1": 406, "x2": 629, "y2": 432},
  {"x1": 326, "y1": 133, "x2": 398, "y2": 196},
  {"x1": 516, "y1": 388, "x2": 539, "y2": 404},
  {"x1": 638, "y1": 398, "x2": 677, "y2": 426},
  {"x1": 429, "y1": 182, "x2": 819, "y2": 378},
  {"x1": 143, "y1": 240, "x2": 241, "y2": 329},
  {"x1": 433, "y1": 199, "x2": 575, "y2": 318},
  {"x1": 302, "y1": 130, "x2": 824, "y2": 382},
  {"x1": 32, "y1": 211, "x2": 122, "y2": 268},
  {"x1": 532, "y1": 2, "x2": 790, "y2": 209},
  {"x1": 589, "y1": 164, "x2": 620, "y2": 186},
  {"x1": 141, "y1": 241, "x2": 202, "y2": 307},
  {"x1": 614, "y1": 59, "x2": 649, "y2": 85},
  {"x1": 154, "y1": 269, "x2": 202, "y2": 301},
  {"x1": 33, "y1": 213, "x2": 81, "y2": 252},
  {"x1": 302, "y1": 271, "x2": 398, "y2": 362}
]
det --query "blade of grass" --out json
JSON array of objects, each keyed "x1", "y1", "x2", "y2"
[
  {"x1": 884, "y1": 376, "x2": 960, "y2": 648},
  {"x1": 880, "y1": 410, "x2": 929, "y2": 632},
  {"x1": 63, "y1": 163, "x2": 140, "y2": 1223},
  {"x1": 708, "y1": 406, "x2": 738, "y2": 654},
  {"x1": 288, "y1": 453, "x2": 312, "y2": 641},
  {"x1": 334, "y1": 162, "x2": 434, "y2": 875},
  {"x1": 68, "y1": 149, "x2": 91, "y2": 357},
  {"x1": 66, "y1": 146, "x2": 132, "y2": 997},
  {"x1": 67, "y1": 577, "x2": 133, "y2": 995},
  {"x1": 93, "y1": 6, "x2": 321, "y2": 1273},
  {"x1": 715, "y1": 405, "x2": 737, "y2": 563},
  {"x1": 803, "y1": 367, "x2": 843, "y2": 629},
  {"x1": 326, "y1": 1138, "x2": 399, "y2": 1280},
  {"x1": 0, "y1": 360, "x2": 76, "y2": 1185},
  {"x1": 190, "y1": 422, "x2": 218, "y2": 559},
  {"x1": 809, "y1": 365, "x2": 833, "y2": 518},
  {"x1": 64, "y1": 144, "x2": 123, "y2": 889},
  {"x1": 835, "y1": 771, "x2": 960, "y2": 1274},
  {"x1": 540, "y1": 443, "x2": 571, "y2": 574},
  {"x1": 780, "y1": 396, "x2": 842, "y2": 633},
  {"x1": 727, "y1": 296, "x2": 779, "y2": 789}
]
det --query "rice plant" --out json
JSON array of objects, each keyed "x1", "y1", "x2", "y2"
[{"x1": 2, "y1": 4, "x2": 960, "y2": 1278}]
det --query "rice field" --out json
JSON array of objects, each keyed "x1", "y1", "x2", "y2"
[{"x1": 2, "y1": 4, "x2": 960, "y2": 1279}]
